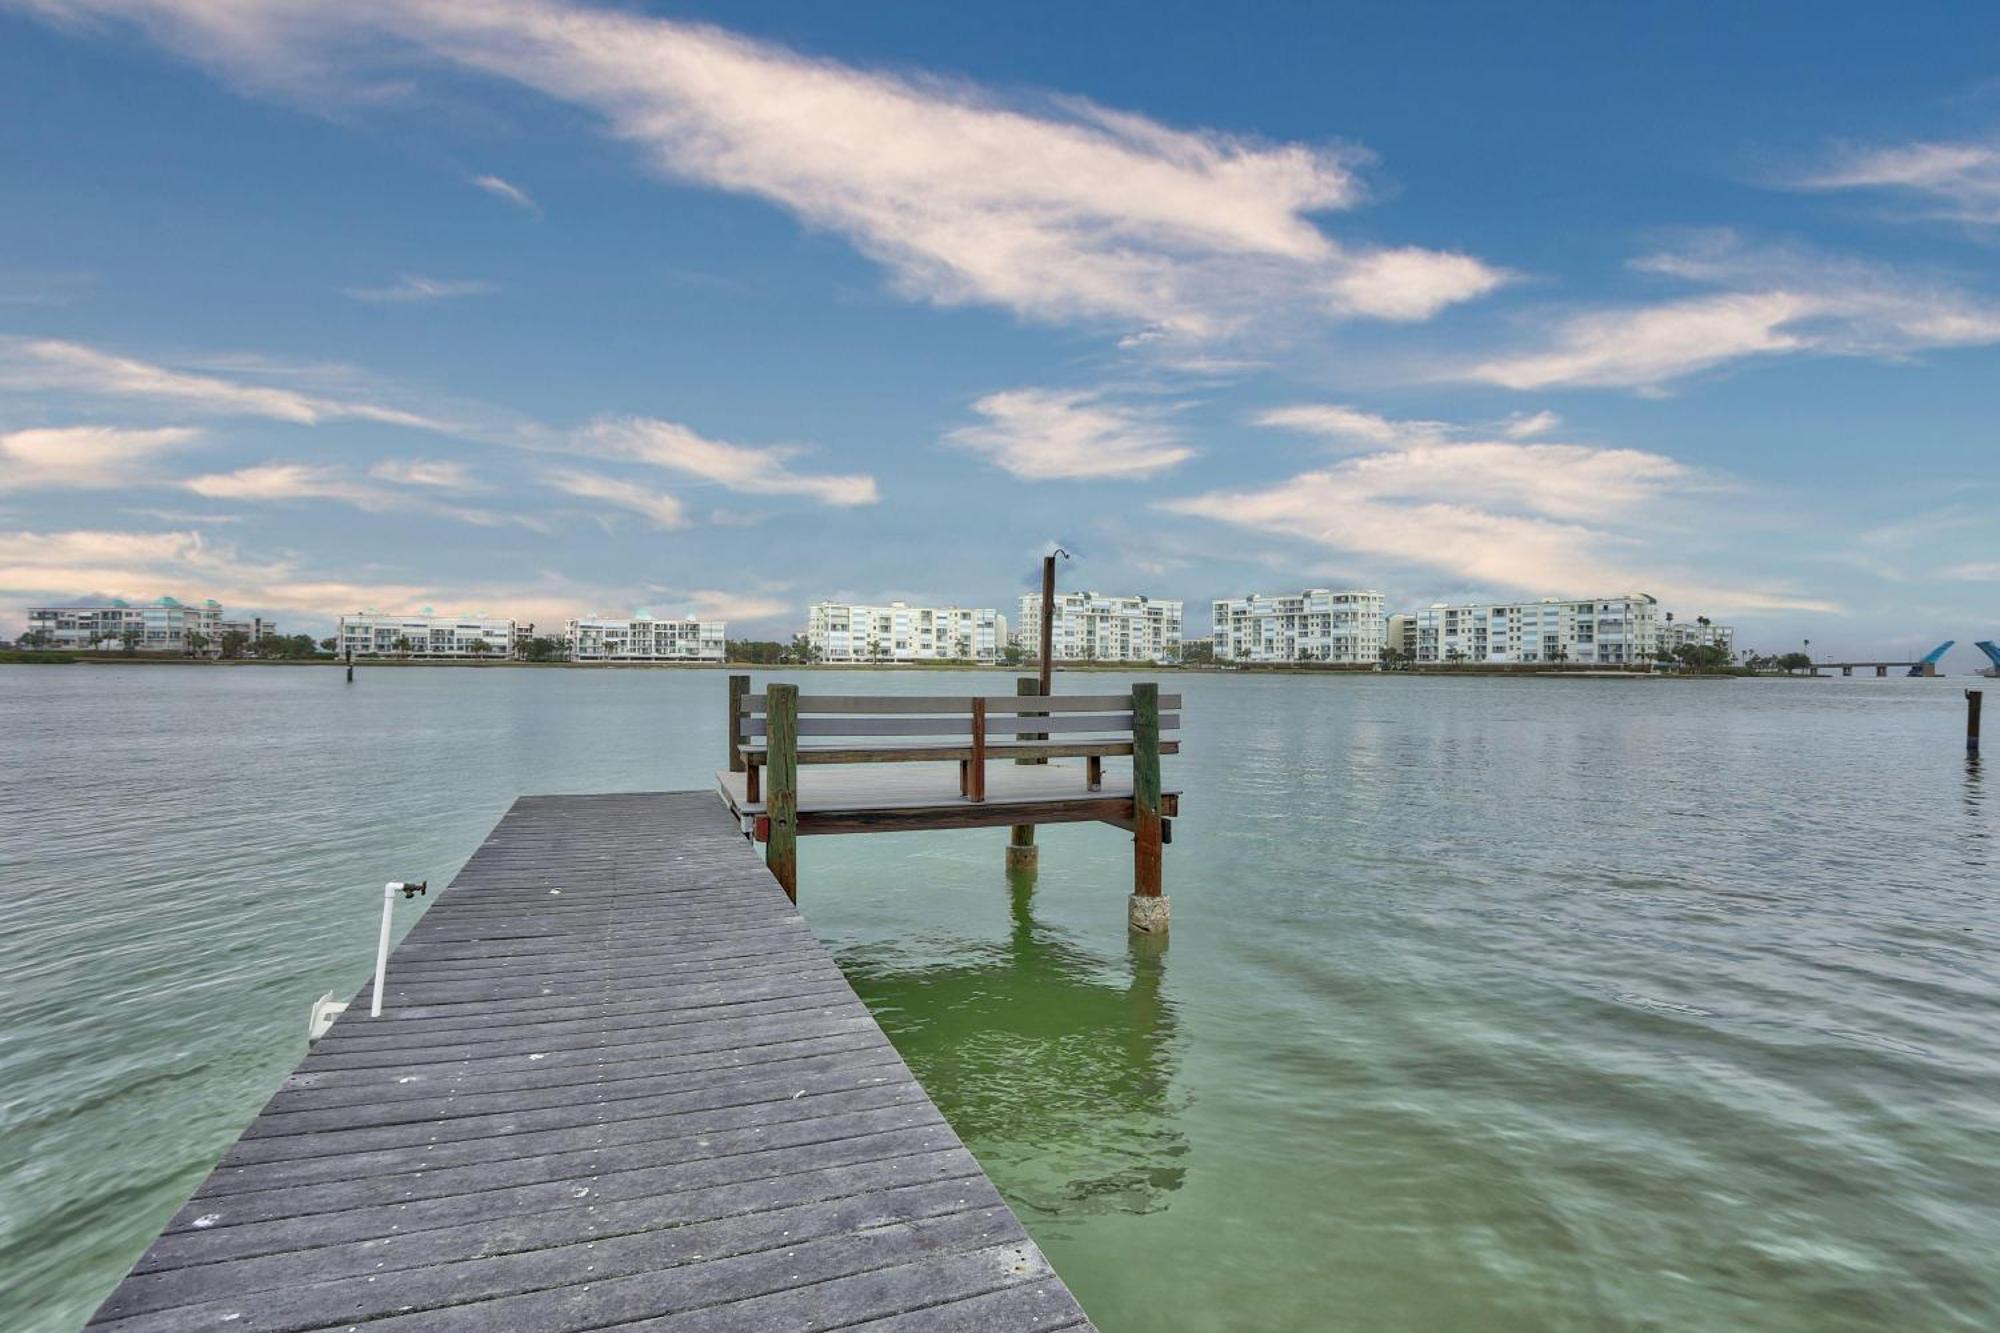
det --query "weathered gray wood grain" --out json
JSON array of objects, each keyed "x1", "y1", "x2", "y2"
[{"x1": 88, "y1": 791, "x2": 1092, "y2": 1332}]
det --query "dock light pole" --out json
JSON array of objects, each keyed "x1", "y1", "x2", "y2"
[{"x1": 370, "y1": 880, "x2": 427, "y2": 1017}]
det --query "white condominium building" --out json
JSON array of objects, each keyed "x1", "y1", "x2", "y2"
[
  {"x1": 1386, "y1": 613, "x2": 1417, "y2": 659},
  {"x1": 27, "y1": 597, "x2": 223, "y2": 652},
  {"x1": 807, "y1": 601, "x2": 1009, "y2": 662},
  {"x1": 1016, "y1": 591, "x2": 1184, "y2": 663},
  {"x1": 217, "y1": 617, "x2": 277, "y2": 644},
  {"x1": 1659, "y1": 617, "x2": 1735, "y2": 654},
  {"x1": 567, "y1": 613, "x2": 725, "y2": 662},
  {"x1": 1211, "y1": 589, "x2": 1386, "y2": 664},
  {"x1": 1413, "y1": 594, "x2": 1663, "y2": 666},
  {"x1": 338, "y1": 611, "x2": 521, "y2": 659}
]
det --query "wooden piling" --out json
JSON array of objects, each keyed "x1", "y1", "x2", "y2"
[
  {"x1": 765, "y1": 682, "x2": 799, "y2": 902},
  {"x1": 727, "y1": 673, "x2": 749, "y2": 773},
  {"x1": 1971, "y1": 689, "x2": 1984, "y2": 756},
  {"x1": 345, "y1": 646, "x2": 353, "y2": 683},
  {"x1": 1130, "y1": 682, "x2": 1166, "y2": 928},
  {"x1": 1038, "y1": 557, "x2": 1056, "y2": 691},
  {"x1": 1008, "y1": 676, "x2": 1040, "y2": 870},
  {"x1": 967, "y1": 697, "x2": 988, "y2": 801}
]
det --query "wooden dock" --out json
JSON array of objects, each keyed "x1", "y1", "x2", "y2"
[
  {"x1": 720, "y1": 682, "x2": 1181, "y2": 932},
  {"x1": 90, "y1": 791, "x2": 1094, "y2": 1332}
]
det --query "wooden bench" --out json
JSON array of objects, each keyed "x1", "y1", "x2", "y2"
[{"x1": 721, "y1": 680, "x2": 1181, "y2": 910}]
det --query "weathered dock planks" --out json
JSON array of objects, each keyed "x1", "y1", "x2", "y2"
[{"x1": 89, "y1": 792, "x2": 1093, "y2": 1332}]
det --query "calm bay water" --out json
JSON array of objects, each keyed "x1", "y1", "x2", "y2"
[{"x1": 2, "y1": 664, "x2": 1995, "y2": 1330}]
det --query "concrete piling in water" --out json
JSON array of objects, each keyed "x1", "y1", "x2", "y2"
[
  {"x1": 345, "y1": 646, "x2": 353, "y2": 683},
  {"x1": 1970, "y1": 690, "x2": 1983, "y2": 757}
]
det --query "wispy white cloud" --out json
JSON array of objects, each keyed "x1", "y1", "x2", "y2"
[
  {"x1": 1470, "y1": 291, "x2": 1812, "y2": 391},
  {"x1": 1255, "y1": 403, "x2": 1448, "y2": 449},
  {"x1": 1501, "y1": 409, "x2": 1561, "y2": 439},
  {"x1": 1, "y1": 335, "x2": 879, "y2": 520},
  {"x1": 0, "y1": 337, "x2": 449, "y2": 429},
  {"x1": 0, "y1": 527, "x2": 427, "y2": 618},
  {"x1": 368, "y1": 458, "x2": 476, "y2": 488},
  {"x1": 344, "y1": 275, "x2": 496, "y2": 304},
  {"x1": 183, "y1": 462, "x2": 534, "y2": 528},
  {"x1": 471, "y1": 172, "x2": 537, "y2": 212},
  {"x1": 582, "y1": 417, "x2": 878, "y2": 506},
  {"x1": 0, "y1": 526, "x2": 717, "y2": 630},
  {"x1": 1943, "y1": 561, "x2": 2000, "y2": 582},
  {"x1": 1162, "y1": 405, "x2": 1835, "y2": 613},
  {"x1": 543, "y1": 467, "x2": 688, "y2": 529},
  {"x1": 0, "y1": 424, "x2": 202, "y2": 489},
  {"x1": 1793, "y1": 138, "x2": 2000, "y2": 225},
  {"x1": 25, "y1": 0, "x2": 1507, "y2": 347},
  {"x1": 1325, "y1": 248, "x2": 1507, "y2": 322},
  {"x1": 183, "y1": 463, "x2": 365, "y2": 503},
  {"x1": 945, "y1": 388, "x2": 1195, "y2": 480},
  {"x1": 1465, "y1": 235, "x2": 2000, "y2": 391}
]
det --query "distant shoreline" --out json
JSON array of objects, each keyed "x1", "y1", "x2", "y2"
[{"x1": 0, "y1": 650, "x2": 1811, "y2": 679}]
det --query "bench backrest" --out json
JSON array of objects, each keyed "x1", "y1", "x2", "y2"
[
  {"x1": 737, "y1": 692, "x2": 1177, "y2": 741},
  {"x1": 731, "y1": 685, "x2": 1179, "y2": 803}
]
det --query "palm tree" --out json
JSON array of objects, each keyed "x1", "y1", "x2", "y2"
[
  {"x1": 468, "y1": 638, "x2": 493, "y2": 657},
  {"x1": 187, "y1": 631, "x2": 210, "y2": 658},
  {"x1": 393, "y1": 635, "x2": 413, "y2": 659},
  {"x1": 120, "y1": 629, "x2": 141, "y2": 655}
]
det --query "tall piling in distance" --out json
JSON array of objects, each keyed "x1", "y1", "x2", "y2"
[
  {"x1": 1970, "y1": 690, "x2": 1984, "y2": 757},
  {"x1": 1006, "y1": 551, "x2": 1065, "y2": 875},
  {"x1": 345, "y1": 646, "x2": 353, "y2": 683}
]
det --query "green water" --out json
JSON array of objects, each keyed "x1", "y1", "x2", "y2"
[{"x1": 3, "y1": 666, "x2": 1995, "y2": 1330}]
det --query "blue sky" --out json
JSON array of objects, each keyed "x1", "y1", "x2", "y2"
[{"x1": 2, "y1": 1, "x2": 1997, "y2": 663}]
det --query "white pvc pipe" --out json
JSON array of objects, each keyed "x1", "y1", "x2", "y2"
[{"x1": 371, "y1": 881, "x2": 397, "y2": 1018}]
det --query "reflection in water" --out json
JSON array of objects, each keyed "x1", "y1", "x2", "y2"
[
  {"x1": 837, "y1": 868, "x2": 1187, "y2": 1221},
  {"x1": 1968, "y1": 755, "x2": 1987, "y2": 870}
]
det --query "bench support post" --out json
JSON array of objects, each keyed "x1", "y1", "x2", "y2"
[
  {"x1": 1128, "y1": 681, "x2": 1168, "y2": 931},
  {"x1": 967, "y1": 697, "x2": 987, "y2": 802},
  {"x1": 766, "y1": 683, "x2": 799, "y2": 903},
  {"x1": 1007, "y1": 677, "x2": 1039, "y2": 871},
  {"x1": 727, "y1": 673, "x2": 749, "y2": 773}
]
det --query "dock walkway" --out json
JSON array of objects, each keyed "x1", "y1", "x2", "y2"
[{"x1": 91, "y1": 792, "x2": 1093, "y2": 1332}]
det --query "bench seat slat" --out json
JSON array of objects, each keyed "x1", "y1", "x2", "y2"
[
  {"x1": 736, "y1": 693, "x2": 1181, "y2": 716},
  {"x1": 738, "y1": 739, "x2": 1181, "y2": 765},
  {"x1": 741, "y1": 712, "x2": 1179, "y2": 739}
]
